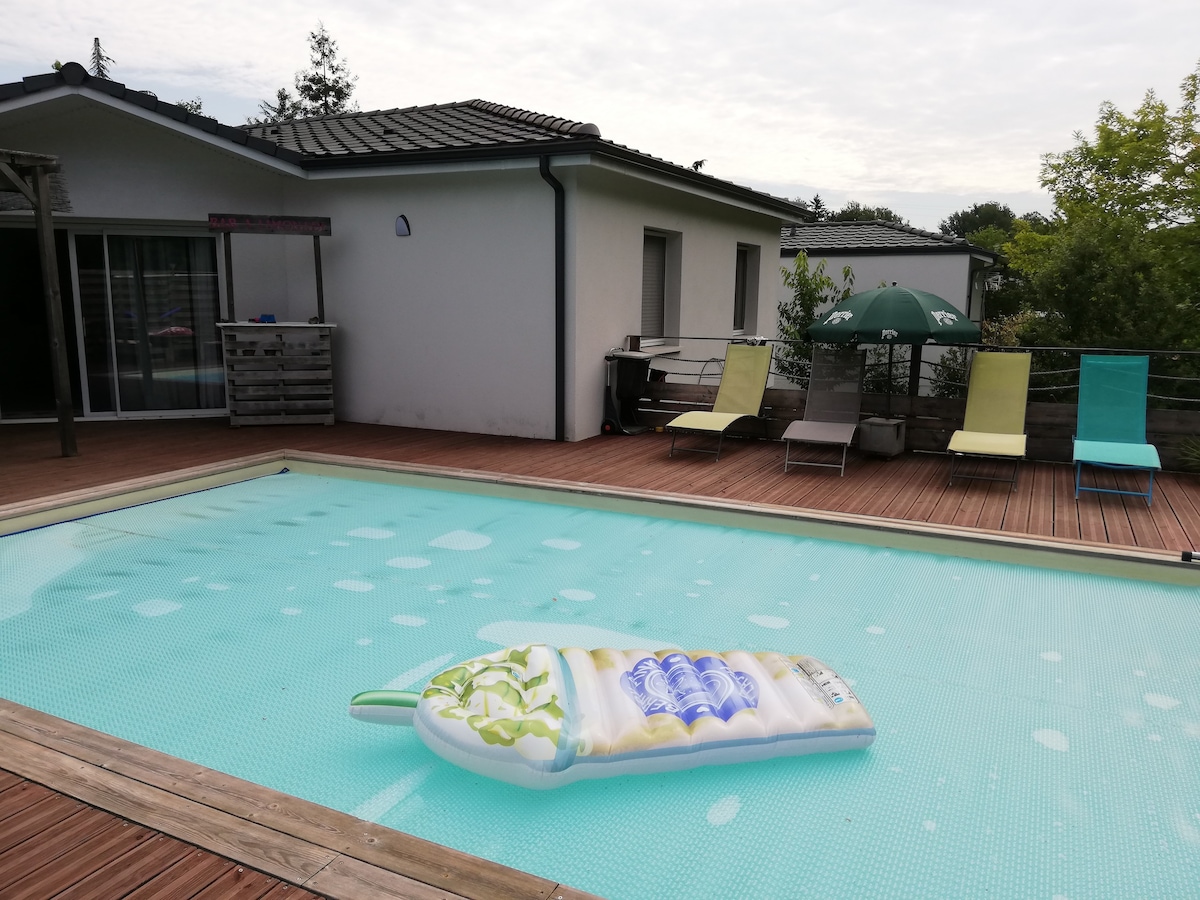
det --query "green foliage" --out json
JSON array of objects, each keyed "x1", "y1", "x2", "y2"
[
  {"x1": 1042, "y1": 63, "x2": 1200, "y2": 229},
  {"x1": 1177, "y1": 437, "x2": 1200, "y2": 472},
  {"x1": 249, "y1": 23, "x2": 358, "y2": 124},
  {"x1": 89, "y1": 38, "x2": 114, "y2": 79},
  {"x1": 175, "y1": 97, "x2": 203, "y2": 115},
  {"x1": 249, "y1": 88, "x2": 304, "y2": 125},
  {"x1": 964, "y1": 224, "x2": 1009, "y2": 253},
  {"x1": 294, "y1": 22, "x2": 358, "y2": 117},
  {"x1": 1006, "y1": 201, "x2": 1200, "y2": 352},
  {"x1": 828, "y1": 200, "x2": 909, "y2": 225},
  {"x1": 928, "y1": 312, "x2": 1036, "y2": 399},
  {"x1": 864, "y1": 344, "x2": 909, "y2": 397},
  {"x1": 940, "y1": 202, "x2": 1015, "y2": 238},
  {"x1": 987, "y1": 60, "x2": 1200, "y2": 414},
  {"x1": 777, "y1": 252, "x2": 854, "y2": 382}
]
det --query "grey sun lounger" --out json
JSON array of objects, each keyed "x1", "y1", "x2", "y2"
[{"x1": 782, "y1": 347, "x2": 866, "y2": 476}]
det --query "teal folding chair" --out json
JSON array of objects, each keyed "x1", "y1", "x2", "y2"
[{"x1": 1073, "y1": 355, "x2": 1161, "y2": 505}]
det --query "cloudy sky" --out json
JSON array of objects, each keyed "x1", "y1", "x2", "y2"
[{"x1": 4, "y1": 1, "x2": 1198, "y2": 230}]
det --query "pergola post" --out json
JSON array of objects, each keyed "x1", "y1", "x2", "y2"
[
  {"x1": 1, "y1": 150, "x2": 76, "y2": 457},
  {"x1": 33, "y1": 165, "x2": 76, "y2": 456}
]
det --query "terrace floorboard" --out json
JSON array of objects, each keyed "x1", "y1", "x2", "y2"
[{"x1": 2, "y1": 417, "x2": 1199, "y2": 900}]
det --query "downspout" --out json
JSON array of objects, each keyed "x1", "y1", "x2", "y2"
[{"x1": 539, "y1": 155, "x2": 566, "y2": 442}]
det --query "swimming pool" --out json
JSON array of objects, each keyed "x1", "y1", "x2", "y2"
[{"x1": 2, "y1": 459, "x2": 1198, "y2": 899}]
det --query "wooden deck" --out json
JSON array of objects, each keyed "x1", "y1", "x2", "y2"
[
  {"x1": 0, "y1": 764, "x2": 328, "y2": 900},
  {"x1": 4, "y1": 418, "x2": 1200, "y2": 554},
  {"x1": 2, "y1": 417, "x2": 1199, "y2": 899}
]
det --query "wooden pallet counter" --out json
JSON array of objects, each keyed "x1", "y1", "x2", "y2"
[{"x1": 218, "y1": 322, "x2": 336, "y2": 426}]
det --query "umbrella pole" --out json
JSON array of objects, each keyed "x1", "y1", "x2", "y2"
[{"x1": 886, "y1": 343, "x2": 893, "y2": 418}]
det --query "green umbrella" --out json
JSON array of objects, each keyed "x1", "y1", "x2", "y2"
[{"x1": 807, "y1": 285, "x2": 981, "y2": 345}]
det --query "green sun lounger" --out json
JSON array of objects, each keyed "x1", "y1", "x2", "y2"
[
  {"x1": 1073, "y1": 354, "x2": 1161, "y2": 505},
  {"x1": 947, "y1": 351, "x2": 1032, "y2": 488},
  {"x1": 667, "y1": 343, "x2": 773, "y2": 460}
]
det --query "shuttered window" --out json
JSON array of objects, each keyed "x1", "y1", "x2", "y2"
[
  {"x1": 733, "y1": 245, "x2": 749, "y2": 332},
  {"x1": 641, "y1": 233, "x2": 667, "y2": 340}
]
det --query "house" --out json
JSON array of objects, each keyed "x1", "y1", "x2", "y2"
[
  {"x1": 779, "y1": 220, "x2": 1000, "y2": 324},
  {"x1": 779, "y1": 219, "x2": 1000, "y2": 394},
  {"x1": 0, "y1": 62, "x2": 807, "y2": 440}
]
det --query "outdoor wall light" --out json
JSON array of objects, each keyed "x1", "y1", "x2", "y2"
[{"x1": 395, "y1": 215, "x2": 411, "y2": 236}]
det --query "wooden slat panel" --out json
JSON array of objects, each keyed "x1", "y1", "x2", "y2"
[
  {"x1": 305, "y1": 855, "x2": 505, "y2": 900},
  {"x1": 0, "y1": 779, "x2": 58, "y2": 823},
  {"x1": 229, "y1": 399, "x2": 334, "y2": 412},
  {"x1": 122, "y1": 850, "x2": 237, "y2": 900},
  {"x1": 0, "y1": 792, "x2": 85, "y2": 852},
  {"x1": 5, "y1": 820, "x2": 156, "y2": 900},
  {"x1": 227, "y1": 358, "x2": 333, "y2": 372},
  {"x1": 52, "y1": 832, "x2": 194, "y2": 900},
  {"x1": 188, "y1": 862, "x2": 286, "y2": 899},
  {"x1": 0, "y1": 732, "x2": 338, "y2": 888},
  {"x1": 0, "y1": 807, "x2": 114, "y2": 892},
  {"x1": 0, "y1": 702, "x2": 559, "y2": 900}
]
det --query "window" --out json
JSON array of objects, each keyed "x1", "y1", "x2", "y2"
[
  {"x1": 641, "y1": 233, "x2": 666, "y2": 342},
  {"x1": 733, "y1": 243, "x2": 760, "y2": 335},
  {"x1": 733, "y1": 246, "x2": 749, "y2": 332},
  {"x1": 641, "y1": 230, "x2": 681, "y2": 347}
]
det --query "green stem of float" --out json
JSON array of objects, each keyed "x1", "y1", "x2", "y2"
[{"x1": 348, "y1": 690, "x2": 419, "y2": 725}]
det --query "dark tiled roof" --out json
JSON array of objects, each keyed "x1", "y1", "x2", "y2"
[
  {"x1": 0, "y1": 63, "x2": 808, "y2": 219},
  {"x1": 242, "y1": 99, "x2": 601, "y2": 157},
  {"x1": 0, "y1": 63, "x2": 302, "y2": 164},
  {"x1": 781, "y1": 220, "x2": 996, "y2": 259}
]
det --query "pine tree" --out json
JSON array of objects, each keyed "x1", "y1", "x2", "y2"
[
  {"x1": 89, "y1": 38, "x2": 114, "y2": 79},
  {"x1": 248, "y1": 88, "x2": 305, "y2": 125},
  {"x1": 294, "y1": 23, "x2": 358, "y2": 117}
]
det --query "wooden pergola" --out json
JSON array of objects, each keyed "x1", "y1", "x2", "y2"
[{"x1": 0, "y1": 149, "x2": 76, "y2": 456}]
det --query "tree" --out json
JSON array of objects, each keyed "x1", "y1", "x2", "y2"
[
  {"x1": 294, "y1": 23, "x2": 358, "y2": 117},
  {"x1": 939, "y1": 202, "x2": 1015, "y2": 238},
  {"x1": 809, "y1": 194, "x2": 829, "y2": 221},
  {"x1": 176, "y1": 98, "x2": 203, "y2": 115},
  {"x1": 828, "y1": 201, "x2": 909, "y2": 225},
  {"x1": 89, "y1": 38, "x2": 114, "y2": 79},
  {"x1": 248, "y1": 88, "x2": 304, "y2": 125},
  {"x1": 998, "y1": 62, "x2": 1200, "y2": 405},
  {"x1": 1041, "y1": 64, "x2": 1200, "y2": 229},
  {"x1": 776, "y1": 252, "x2": 854, "y2": 383}
]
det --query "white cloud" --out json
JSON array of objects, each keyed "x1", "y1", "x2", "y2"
[{"x1": 3, "y1": 1, "x2": 1197, "y2": 228}]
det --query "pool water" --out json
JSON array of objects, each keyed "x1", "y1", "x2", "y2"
[{"x1": 1, "y1": 469, "x2": 1198, "y2": 899}]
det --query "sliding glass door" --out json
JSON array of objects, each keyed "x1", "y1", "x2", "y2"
[{"x1": 75, "y1": 233, "x2": 225, "y2": 414}]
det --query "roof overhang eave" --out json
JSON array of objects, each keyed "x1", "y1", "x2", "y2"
[
  {"x1": 0, "y1": 86, "x2": 307, "y2": 177},
  {"x1": 299, "y1": 138, "x2": 811, "y2": 220}
]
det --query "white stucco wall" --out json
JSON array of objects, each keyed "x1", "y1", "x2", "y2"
[
  {"x1": 779, "y1": 251, "x2": 978, "y2": 320},
  {"x1": 567, "y1": 162, "x2": 783, "y2": 435},
  {"x1": 290, "y1": 164, "x2": 557, "y2": 438},
  {"x1": 0, "y1": 97, "x2": 295, "y2": 313},
  {"x1": 778, "y1": 250, "x2": 984, "y2": 395}
]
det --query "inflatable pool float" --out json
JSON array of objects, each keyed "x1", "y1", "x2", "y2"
[{"x1": 350, "y1": 644, "x2": 875, "y2": 788}]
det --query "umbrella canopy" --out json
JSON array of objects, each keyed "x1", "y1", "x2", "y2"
[{"x1": 808, "y1": 285, "x2": 981, "y2": 345}]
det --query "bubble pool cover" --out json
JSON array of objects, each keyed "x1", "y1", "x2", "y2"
[{"x1": 1, "y1": 469, "x2": 1197, "y2": 899}]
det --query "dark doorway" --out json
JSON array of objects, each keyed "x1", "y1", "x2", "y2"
[{"x1": 0, "y1": 228, "x2": 81, "y2": 419}]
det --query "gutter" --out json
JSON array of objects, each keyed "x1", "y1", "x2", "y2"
[
  {"x1": 301, "y1": 139, "x2": 809, "y2": 220},
  {"x1": 539, "y1": 156, "x2": 566, "y2": 442}
]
